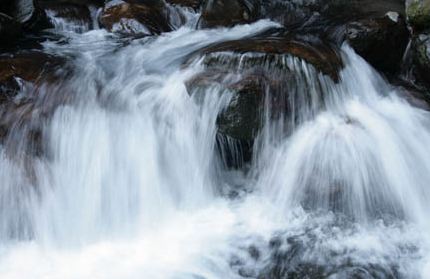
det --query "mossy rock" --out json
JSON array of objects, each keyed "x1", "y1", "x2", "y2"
[
  {"x1": 413, "y1": 33, "x2": 430, "y2": 86},
  {"x1": 407, "y1": 0, "x2": 430, "y2": 31}
]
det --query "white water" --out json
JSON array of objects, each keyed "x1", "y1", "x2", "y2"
[{"x1": 1, "y1": 10, "x2": 430, "y2": 279}]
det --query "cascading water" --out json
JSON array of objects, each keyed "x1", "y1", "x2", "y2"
[{"x1": 1, "y1": 3, "x2": 430, "y2": 279}]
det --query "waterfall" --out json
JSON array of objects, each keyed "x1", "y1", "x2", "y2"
[
  {"x1": 1, "y1": 7, "x2": 430, "y2": 279},
  {"x1": 256, "y1": 46, "x2": 430, "y2": 225}
]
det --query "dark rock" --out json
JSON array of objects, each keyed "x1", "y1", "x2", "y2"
[
  {"x1": 242, "y1": 0, "x2": 405, "y2": 31},
  {"x1": 413, "y1": 33, "x2": 430, "y2": 86},
  {"x1": 186, "y1": 37, "x2": 342, "y2": 167},
  {"x1": 406, "y1": 0, "x2": 430, "y2": 31},
  {"x1": 198, "y1": 0, "x2": 260, "y2": 28},
  {"x1": 346, "y1": 12, "x2": 409, "y2": 74},
  {"x1": 0, "y1": 0, "x2": 51, "y2": 31},
  {"x1": 215, "y1": 133, "x2": 253, "y2": 169},
  {"x1": 40, "y1": 2, "x2": 93, "y2": 31},
  {"x1": 37, "y1": 0, "x2": 104, "y2": 7},
  {"x1": 0, "y1": 51, "x2": 65, "y2": 88},
  {"x1": 99, "y1": 0, "x2": 173, "y2": 35},
  {"x1": 195, "y1": 37, "x2": 343, "y2": 80},
  {"x1": 260, "y1": 1, "x2": 316, "y2": 29},
  {"x1": 252, "y1": 223, "x2": 408, "y2": 279},
  {"x1": 166, "y1": 0, "x2": 202, "y2": 10},
  {"x1": 0, "y1": 13, "x2": 22, "y2": 48},
  {"x1": 0, "y1": 51, "x2": 67, "y2": 110},
  {"x1": 319, "y1": 0, "x2": 404, "y2": 21},
  {"x1": 0, "y1": 51, "x2": 68, "y2": 157}
]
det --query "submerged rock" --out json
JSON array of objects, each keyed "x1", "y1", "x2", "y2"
[
  {"x1": 99, "y1": 0, "x2": 173, "y2": 36},
  {"x1": 0, "y1": 51, "x2": 67, "y2": 157},
  {"x1": 231, "y1": 218, "x2": 415, "y2": 279},
  {"x1": 406, "y1": 0, "x2": 430, "y2": 31},
  {"x1": 346, "y1": 12, "x2": 409, "y2": 74}
]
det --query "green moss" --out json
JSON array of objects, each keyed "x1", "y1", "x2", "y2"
[
  {"x1": 416, "y1": 37, "x2": 430, "y2": 67},
  {"x1": 407, "y1": 0, "x2": 430, "y2": 30}
]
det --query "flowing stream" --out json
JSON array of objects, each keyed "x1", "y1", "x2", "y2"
[{"x1": 1, "y1": 5, "x2": 430, "y2": 279}]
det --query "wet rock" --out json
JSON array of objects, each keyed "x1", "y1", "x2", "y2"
[
  {"x1": 321, "y1": 0, "x2": 404, "y2": 21},
  {"x1": 198, "y1": 0, "x2": 260, "y2": 28},
  {"x1": 40, "y1": 2, "x2": 93, "y2": 31},
  {"x1": 346, "y1": 12, "x2": 409, "y2": 74},
  {"x1": 166, "y1": 0, "x2": 202, "y2": 10},
  {"x1": 99, "y1": 0, "x2": 173, "y2": 36},
  {"x1": 0, "y1": 0, "x2": 51, "y2": 31},
  {"x1": 186, "y1": 37, "x2": 342, "y2": 167},
  {"x1": 0, "y1": 51, "x2": 67, "y2": 108},
  {"x1": 412, "y1": 33, "x2": 430, "y2": 86},
  {"x1": 0, "y1": 51, "x2": 65, "y2": 88},
  {"x1": 253, "y1": 224, "x2": 408, "y2": 279},
  {"x1": 0, "y1": 51, "x2": 68, "y2": 157},
  {"x1": 0, "y1": 13, "x2": 22, "y2": 48},
  {"x1": 260, "y1": 1, "x2": 317, "y2": 29},
  {"x1": 406, "y1": 0, "x2": 430, "y2": 31},
  {"x1": 38, "y1": 0, "x2": 104, "y2": 7},
  {"x1": 259, "y1": 0, "x2": 405, "y2": 29},
  {"x1": 195, "y1": 37, "x2": 343, "y2": 80}
]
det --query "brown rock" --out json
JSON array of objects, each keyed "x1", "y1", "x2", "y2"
[{"x1": 99, "y1": 0, "x2": 172, "y2": 35}]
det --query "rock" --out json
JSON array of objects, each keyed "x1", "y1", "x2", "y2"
[
  {"x1": 253, "y1": 224, "x2": 408, "y2": 279},
  {"x1": 0, "y1": 13, "x2": 22, "y2": 48},
  {"x1": 0, "y1": 51, "x2": 66, "y2": 97},
  {"x1": 0, "y1": 51, "x2": 67, "y2": 157},
  {"x1": 186, "y1": 37, "x2": 342, "y2": 167},
  {"x1": 38, "y1": 0, "x2": 104, "y2": 7},
  {"x1": 195, "y1": 37, "x2": 343, "y2": 80},
  {"x1": 198, "y1": 0, "x2": 260, "y2": 28},
  {"x1": 40, "y1": 2, "x2": 93, "y2": 31},
  {"x1": 260, "y1": 1, "x2": 316, "y2": 29},
  {"x1": 99, "y1": 0, "x2": 173, "y2": 36},
  {"x1": 413, "y1": 33, "x2": 430, "y2": 86},
  {"x1": 346, "y1": 12, "x2": 409, "y2": 74},
  {"x1": 258, "y1": 0, "x2": 405, "y2": 29},
  {"x1": 406, "y1": 0, "x2": 430, "y2": 31},
  {"x1": 166, "y1": 0, "x2": 202, "y2": 10},
  {"x1": 0, "y1": 0, "x2": 51, "y2": 31}
]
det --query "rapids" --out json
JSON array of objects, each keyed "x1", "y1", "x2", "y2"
[{"x1": 0, "y1": 4, "x2": 430, "y2": 279}]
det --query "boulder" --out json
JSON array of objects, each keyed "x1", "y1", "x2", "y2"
[
  {"x1": 259, "y1": 0, "x2": 406, "y2": 29},
  {"x1": 346, "y1": 12, "x2": 409, "y2": 74},
  {"x1": 198, "y1": 0, "x2": 260, "y2": 28},
  {"x1": 186, "y1": 37, "x2": 342, "y2": 167},
  {"x1": 406, "y1": 0, "x2": 430, "y2": 31},
  {"x1": 99, "y1": 0, "x2": 173, "y2": 35}
]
